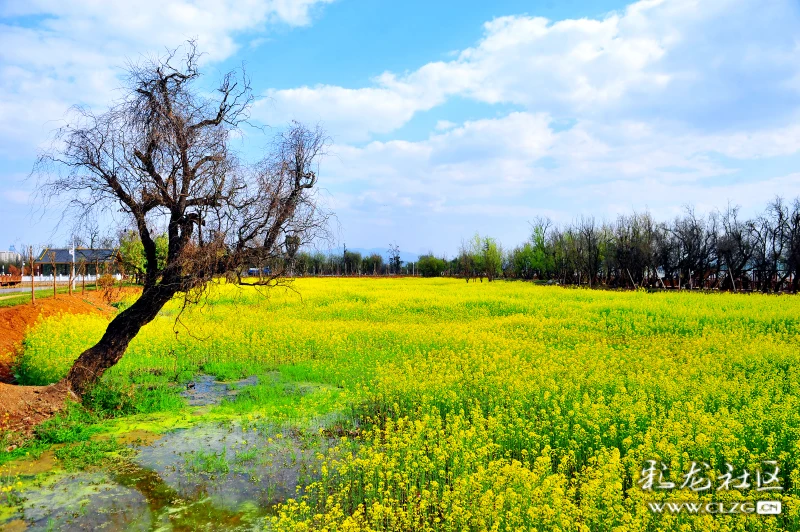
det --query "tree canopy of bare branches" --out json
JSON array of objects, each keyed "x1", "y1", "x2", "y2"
[
  {"x1": 33, "y1": 42, "x2": 330, "y2": 395},
  {"x1": 501, "y1": 198, "x2": 799, "y2": 292}
]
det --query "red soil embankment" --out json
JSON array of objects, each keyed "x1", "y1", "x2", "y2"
[
  {"x1": 0, "y1": 291, "x2": 125, "y2": 383},
  {"x1": 0, "y1": 290, "x2": 143, "y2": 439},
  {"x1": 0, "y1": 381, "x2": 76, "y2": 438}
]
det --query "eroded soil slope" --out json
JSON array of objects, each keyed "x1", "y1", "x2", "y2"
[{"x1": 0, "y1": 292, "x2": 117, "y2": 383}]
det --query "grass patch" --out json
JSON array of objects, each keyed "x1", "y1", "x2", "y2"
[
  {"x1": 0, "y1": 438, "x2": 49, "y2": 468},
  {"x1": 213, "y1": 373, "x2": 345, "y2": 423},
  {"x1": 83, "y1": 378, "x2": 185, "y2": 416},
  {"x1": 185, "y1": 448, "x2": 230, "y2": 475},
  {"x1": 53, "y1": 438, "x2": 127, "y2": 471},
  {"x1": 0, "y1": 282, "x2": 137, "y2": 309},
  {"x1": 234, "y1": 447, "x2": 258, "y2": 465},
  {"x1": 33, "y1": 403, "x2": 102, "y2": 444}
]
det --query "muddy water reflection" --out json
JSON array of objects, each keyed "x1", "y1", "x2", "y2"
[
  {"x1": 4, "y1": 423, "x2": 327, "y2": 530},
  {"x1": 180, "y1": 376, "x2": 260, "y2": 407},
  {"x1": 10, "y1": 472, "x2": 151, "y2": 531},
  {"x1": 133, "y1": 423, "x2": 325, "y2": 514},
  {"x1": 2, "y1": 374, "x2": 338, "y2": 530}
]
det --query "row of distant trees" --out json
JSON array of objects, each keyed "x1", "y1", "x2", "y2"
[
  {"x1": 28, "y1": 196, "x2": 800, "y2": 293},
  {"x1": 294, "y1": 249, "x2": 387, "y2": 276},
  {"x1": 436, "y1": 197, "x2": 799, "y2": 293},
  {"x1": 229, "y1": 196, "x2": 800, "y2": 293},
  {"x1": 276, "y1": 243, "x2": 402, "y2": 276},
  {"x1": 114, "y1": 233, "x2": 406, "y2": 278}
]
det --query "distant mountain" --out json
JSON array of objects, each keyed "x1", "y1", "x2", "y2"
[{"x1": 319, "y1": 247, "x2": 420, "y2": 264}]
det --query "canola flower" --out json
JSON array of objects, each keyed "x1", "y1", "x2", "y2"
[{"x1": 16, "y1": 278, "x2": 800, "y2": 531}]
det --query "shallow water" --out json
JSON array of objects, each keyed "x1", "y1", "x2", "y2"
[
  {"x1": 180, "y1": 375, "x2": 260, "y2": 407},
  {"x1": 3, "y1": 424, "x2": 327, "y2": 530},
  {"x1": 1, "y1": 375, "x2": 335, "y2": 531},
  {"x1": 10, "y1": 472, "x2": 151, "y2": 531},
  {"x1": 132, "y1": 422, "x2": 326, "y2": 514}
]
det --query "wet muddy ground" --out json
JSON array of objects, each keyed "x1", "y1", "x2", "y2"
[{"x1": 1, "y1": 375, "x2": 338, "y2": 531}]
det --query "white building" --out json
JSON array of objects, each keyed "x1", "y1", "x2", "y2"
[{"x1": 0, "y1": 250, "x2": 21, "y2": 263}]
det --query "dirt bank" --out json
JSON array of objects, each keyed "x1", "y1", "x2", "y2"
[
  {"x1": 0, "y1": 289, "x2": 139, "y2": 383},
  {"x1": 0, "y1": 381, "x2": 78, "y2": 437},
  {"x1": 0, "y1": 289, "x2": 141, "y2": 438}
]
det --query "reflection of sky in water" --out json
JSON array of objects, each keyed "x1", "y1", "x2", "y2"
[
  {"x1": 13, "y1": 472, "x2": 152, "y2": 531},
  {"x1": 180, "y1": 375, "x2": 260, "y2": 407},
  {"x1": 5, "y1": 375, "x2": 334, "y2": 531},
  {"x1": 134, "y1": 422, "x2": 325, "y2": 512}
]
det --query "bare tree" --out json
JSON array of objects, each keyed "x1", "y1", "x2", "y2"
[
  {"x1": 33, "y1": 43, "x2": 330, "y2": 396},
  {"x1": 717, "y1": 204, "x2": 753, "y2": 291},
  {"x1": 48, "y1": 251, "x2": 58, "y2": 298},
  {"x1": 749, "y1": 198, "x2": 789, "y2": 292},
  {"x1": 787, "y1": 198, "x2": 800, "y2": 293},
  {"x1": 669, "y1": 207, "x2": 717, "y2": 289},
  {"x1": 457, "y1": 239, "x2": 474, "y2": 282},
  {"x1": 577, "y1": 217, "x2": 602, "y2": 287},
  {"x1": 25, "y1": 245, "x2": 41, "y2": 305},
  {"x1": 609, "y1": 212, "x2": 656, "y2": 288},
  {"x1": 388, "y1": 243, "x2": 402, "y2": 275},
  {"x1": 78, "y1": 258, "x2": 87, "y2": 295}
]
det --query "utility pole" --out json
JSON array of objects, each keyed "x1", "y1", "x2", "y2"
[
  {"x1": 28, "y1": 246, "x2": 35, "y2": 305},
  {"x1": 70, "y1": 239, "x2": 76, "y2": 294},
  {"x1": 49, "y1": 251, "x2": 57, "y2": 298}
]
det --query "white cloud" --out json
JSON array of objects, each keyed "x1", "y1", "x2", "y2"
[
  {"x1": 247, "y1": 0, "x2": 800, "y2": 252},
  {"x1": 697, "y1": 124, "x2": 800, "y2": 160},
  {"x1": 255, "y1": 0, "x2": 800, "y2": 142},
  {"x1": 321, "y1": 109, "x2": 800, "y2": 243},
  {"x1": 258, "y1": 85, "x2": 441, "y2": 143},
  {"x1": 2, "y1": 189, "x2": 30, "y2": 205},
  {"x1": 2, "y1": 1, "x2": 332, "y2": 39},
  {"x1": 323, "y1": 113, "x2": 561, "y2": 223},
  {"x1": 0, "y1": 0, "x2": 334, "y2": 157}
]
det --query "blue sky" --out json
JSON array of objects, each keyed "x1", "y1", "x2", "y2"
[{"x1": 1, "y1": 0, "x2": 800, "y2": 258}]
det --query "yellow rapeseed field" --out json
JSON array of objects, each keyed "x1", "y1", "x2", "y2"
[{"x1": 17, "y1": 278, "x2": 800, "y2": 531}]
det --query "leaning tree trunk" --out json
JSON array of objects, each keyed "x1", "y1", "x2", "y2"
[{"x1": 64, "y1": 284, "x2": 176, "y2": 396}]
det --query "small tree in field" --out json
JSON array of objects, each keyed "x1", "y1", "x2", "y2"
[
  {"x1": 78, "y1": 258, "x2": 87, "y2": 294},
  {"x1": 388, "y1": 243, "x2": 402, "y2": 274},
  {"x1": 363, "y1": 253, "x2": 383, "y2": 275},
  {"x1": 24, "y1": 245, "x2": 41, "y2": 305},
  {"x1": 482, "y1": 236, "x2": 502, "y2": 282},
  {"x1": 33, "y1": 43, "x2": 330, "y2": 396},
  {"x1": 48, "y1": 251, "x2": 58, "y2": 298}
]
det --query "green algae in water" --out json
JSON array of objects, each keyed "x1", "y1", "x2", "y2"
[
  {"x1": 132, "y1": 422, "x2": 329, "y2": 514},
  {"x1": 3, "y1": 471, "x2": 151, "y2": 531},
  {"x1": 1, "y1": 421, "x2": 333, "y2": 530},
  {"x1": 1, "y1": 373, "x2": 352, "y2": 529}
]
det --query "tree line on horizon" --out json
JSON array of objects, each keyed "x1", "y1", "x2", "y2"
[
  {"x1": 292, "y1": 196, "x2": 800, "y2": 293},
  {"x1": 10, "y1": 196, "x2": 799, "y2": 293}
]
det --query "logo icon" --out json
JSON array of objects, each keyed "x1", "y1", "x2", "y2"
[{"x1": 756, "y1": 501, "x2": 781, "y2": 515}]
